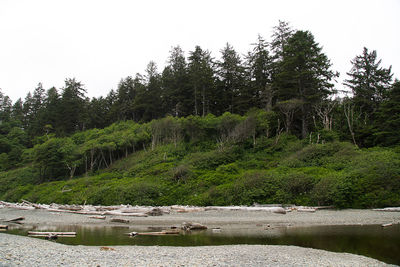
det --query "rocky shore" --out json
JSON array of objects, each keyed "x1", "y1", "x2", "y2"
[{"x1": 1, "y1": 207, "x2": 399, "y2": 266}]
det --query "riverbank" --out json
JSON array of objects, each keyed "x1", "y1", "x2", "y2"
[
  {"x1": 1, "y1": 207, "x2": 399, "y2": 266},
  {"x1": 0, "y1": 232, "x2": 393, "y2": 267},
  {"x1": 1, "y1": 207, "x2": 400, "y2": 229}
]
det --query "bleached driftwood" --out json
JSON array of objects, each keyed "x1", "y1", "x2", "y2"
[
  {"x1": 205, "y1": 206, "x2": 286, "y2": 214},
  {"x1": 0, "y1": 225, "x2": 8, "y2": 229},
  {"x1": 89, "y1": 216, "x2": 106, "y2": 220},
  {"x1": 103, "y1": 211, "x2": 148, "y2": 217},
  {"x1": 28, "y1": 231, "x2": 76, "y2": 236},
  {"x1": 373, "y1": 207, "x2": 400, "y2": 212},
  {"x1": 127, "y1": 230, "x2": 180, "y2": 236},
  {"x1": 171, "y1": 205, "x2": 206, "y2": 213},
  {"x1": 297, "y1": 208, "x2": 317, "y2": 213},
  {"x1": 381, "y1": 223, "x2": 393, "y2": 227}
]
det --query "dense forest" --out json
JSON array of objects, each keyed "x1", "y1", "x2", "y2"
[{"x1": 1, "y1": 21, "x2": 399, "y2": 207}]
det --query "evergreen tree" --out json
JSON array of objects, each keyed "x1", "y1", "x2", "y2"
[
  {"x1": 28, "y1": 83, "x2": 46, "y2": 136},
  {"x1": 11, "y1": 98, "x2": 24, "y2": 125},
  {"x1": 59, "y1": 78, "x2": 87, "y2": 134},
  {"x1": 116, "y1": 76, "x2": 136, "y2": 121},
  {"x1": 246, "y1": 35, "x2": 274, "y2": 111},
  {"x1": 373, "y1": 80, "x2": 400, "y2": 146},
  {"x1": 217, "y1": 43, "x2": 246, "y2": 114},
  {"x1": 188, "y1": 46, "x2": 215, "y2": 116},
  {"x1": 133, "y1": 63, "x2": 163, "y2": 122},
  {"x1": 0, "y1": 89, "x2": 12, "y2": 123},
  {"x1": 162, "y1": 46, "x2": 190, "y2": 117},
  {"x1": 270, "y1": 20, "x2": 294, "y2": 60},
  {"x1": 344, "y1": 47, "x2": 393, "y2": 114},
  {"x1": 87, "y1": 96, "x2": 111, "y2": 129},
  {"x1": 42, "y1": 87, "x2": 61, "y2": 136},
  {"x1": 276, "y1": 30, "x2": 337, "y2": 138}
]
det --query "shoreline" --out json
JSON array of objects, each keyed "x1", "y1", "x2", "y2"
[
  {"x1": 1, "y1": 207, "x2": 400, "y2": 229},
  {"x1": 1, "y1": 207, "x2": 399, "y2": 266}
]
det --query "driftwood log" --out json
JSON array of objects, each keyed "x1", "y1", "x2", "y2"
[
  {"x1": 374, "y1": 207, "x2": 400, "y2": 212},
  {"x1": 28, "y1": 231, "x2": 76, "y2": 236},
  {"x1": 297, "y1": 208, "x2": 317, "y2": 212},
  {"x1": 204, "y1": 206, "x2": 287, "y2": 214},
  {"x1": 103, "y1": 211, "x2": 148, "y2": 217},
  {"x1": 5, "y1": 217, "x2": 25, "y2": 222},
  {"x1": 127, "y1": 230, "x2": 180, "y2": 236},
  {"x1": 110, "y1": 218, "x2": 129, "y2": 223},
  {"x1": 89, "y1": 216, "x2": 106, "y2": 220},
  {"x1": 181, "y1": 222, "x2": 207, "y2": 231}
]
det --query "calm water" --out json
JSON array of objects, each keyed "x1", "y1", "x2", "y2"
[{"x1": 5, "y1": 224, "x2": 400, "y2": 265}]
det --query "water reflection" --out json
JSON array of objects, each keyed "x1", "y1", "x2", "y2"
[{"x1": 5, "y1": 224, "x2": 400, "y2": 265}]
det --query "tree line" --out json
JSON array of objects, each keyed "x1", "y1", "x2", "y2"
[{"x1": 1, "y1": 21, "x2": 399, "y2": 173}]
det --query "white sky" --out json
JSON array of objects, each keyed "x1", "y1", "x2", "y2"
[{"x1": 1, "y1": 0, "x2": 399, "y2": 102}]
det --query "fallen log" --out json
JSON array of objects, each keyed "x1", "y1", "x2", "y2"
[
  {"x1": 47, "y1": 208, "x2": 77, "y2": 214},
  {"x1": 28, "y1": 231, "x2": 76, "y2": 236},
  {"x1": 171, "y1": 206, "x2": 205, "y2": 213},
  {"x1": 74, "y1": 210, "x2": 105, "y2": 215},
  {"x1": 103, "y1": 211, "x2": 148, "y2": 217},
  {"x1": 182, "y1": 222, "x2": 207, "y2": 231},
  {"x1": 297, "y1": 208, "x2": 317, "y2": 213},
  {"x1": 110, "y1": 218, "x2": 129, "y2": 223},
  {"x1": 382, "y1": 223, "x2": 393, "y2": 227},
  {"x1": 5, "y1": 217, "x2": 25, "y2": 222},
  {"x1": 10, "y1": 205, "x2": 35, "y2": 210},
  {"x1": 56, "y1": 205, "x2": 83, "y2": 211},
  {"x1": 127, "y1": 230, "x2": 180, "y2": 236},
  {"x1": 204, "y1": 206, "x2": 286, "y2": 214},
  {"x1": 373, "y1": 207, "x2": 400, "y2": 212},
  {"x1": 0, "y1": 225, "x2": 8, "y2": 229},
  {"x1": 89, "y1": 216, "x2": 106, "y2": 220},
  {"x1": 146, "y1": 208, "x2": 164, "y2": 216}
]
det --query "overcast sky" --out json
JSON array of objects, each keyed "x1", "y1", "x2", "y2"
[{"x1": 1, "y1": 0, "x2": 399, "y2": 102}]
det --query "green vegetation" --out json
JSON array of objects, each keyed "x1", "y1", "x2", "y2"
[
  {"x1": 0, "y1": 114, "x2": 399, "y2": 208},
  {"x1": 1, "y1": 21, "x2": 399, "y2": 208}
]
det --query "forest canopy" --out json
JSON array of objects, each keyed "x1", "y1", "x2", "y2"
[{"x1": 0, "y1": 21, "x2": 399, "y2": 208}]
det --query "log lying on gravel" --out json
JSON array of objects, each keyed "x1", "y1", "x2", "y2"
[
  {"x1": 5, "y1": 217, "x2": 25, "y2": 222},
  {"x1": 110, "y1": 218, "x2": 129, "y2": 223},
  {"x1": 373, "y1": 207, "x2": 400, "y2": 212},
  {"x1": 89, "y1": 216, "x2": 106, "y2": 220},
  {"x1": 0, "y1": 201, "x2": 35, "y2": 210},
  {"x1": 297, "y1": 208, "x2": 317, "y2": 213},
  {"x1": 0, "y1": 225, "x2": 8, "y2": 229},
  {"x1": 205, "y1": 206, "x2": 287, "y2": 214},
  {"x1": 103, "y1": 211, "x2": 148, "y2": 217},
  {"x1": 171, "y1": 205, "x2": 206, "y2": 213},
  {"x1": 181, "y1": 222, "x2": 207, "y2": 231},
  {"x1": 381, "y1": 223, "x2": 393, "y2": 227}
]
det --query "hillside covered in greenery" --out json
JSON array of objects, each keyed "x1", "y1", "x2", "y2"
[
  {"x1": 0, "y1": 21, "x2": 399, "y2": 208},
  {"x1": 1, "y1": 114, "x2": 399, "y2": 208}
]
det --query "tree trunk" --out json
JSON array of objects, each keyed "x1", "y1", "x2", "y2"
[
  {"x1": 301, "y1": 104, "x2": 308, "y2": 139},
  {"x1": 194, "y1": 84, "x2": 198, "y2": 116},
  {"x1": 202, "y1": 85, "x2": 206, "y2": 117}
]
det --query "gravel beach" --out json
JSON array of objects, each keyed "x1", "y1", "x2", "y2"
[{"x1": 1, "y1": 207, "x2": 399, "y2": 266}]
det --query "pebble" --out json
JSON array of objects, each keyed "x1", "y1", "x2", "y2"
[{"x1": 0, "y1": 233, "x2": 393, "y2": 267}]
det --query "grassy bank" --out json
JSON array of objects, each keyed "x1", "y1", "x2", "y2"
[{"x1": 1, "y1": 134, "x2": 399, "y2": 208}]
